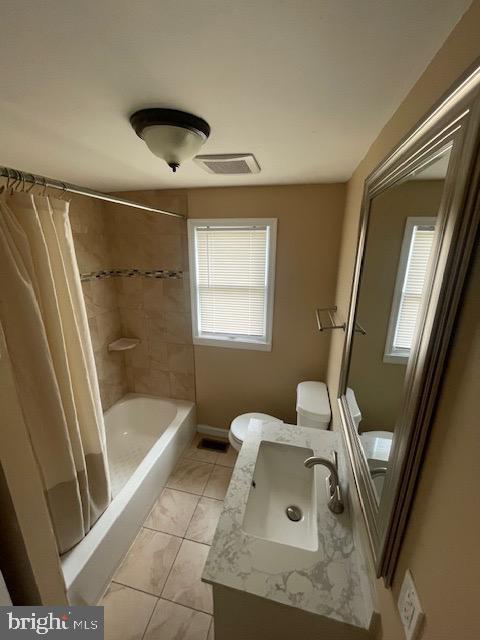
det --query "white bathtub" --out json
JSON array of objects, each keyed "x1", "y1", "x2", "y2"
[{"x1": 61, "y1": 393, "x2": 196, "y2": 605}]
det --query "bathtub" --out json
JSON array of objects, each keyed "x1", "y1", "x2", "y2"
[{"x1": 61, "y1": 393, "x2": 196, "y2": 605}]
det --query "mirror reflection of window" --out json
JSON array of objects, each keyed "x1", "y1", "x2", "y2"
[
  {"x1": 384, "y1": 218, "x2": 436, "y2": 363},
  {"x1": 345, "y1": 147, "x2": 451, "y2": 501}
]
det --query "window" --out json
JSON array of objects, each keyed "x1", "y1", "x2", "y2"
[
  {"x1": 384, "y1": 217, "x2": 436, "y2": 364},
  {"x1": 188, "y1": 218, "x2": 277, "y2": 350}
]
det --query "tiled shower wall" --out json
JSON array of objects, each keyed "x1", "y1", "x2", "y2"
[
  {"x1": 69, "y1": 196, "x2": 127, "y2": 410},
  {"x1": 71, "y1": 191, "x2": 195, "y2": 408},
  {"x1": 104, "y1": 190, "x2": 194, "y2": 402},
  {"x1": 71, "y1": 190, "x2": 194, "y2": 409}
]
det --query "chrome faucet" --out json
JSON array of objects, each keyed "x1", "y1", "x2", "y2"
[{"x1": 304, "y1": 452, "x2": 344, "y2": 514}]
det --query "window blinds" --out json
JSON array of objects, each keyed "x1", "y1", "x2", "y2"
[
  {"x1": 393, "y1": 225, "x2": 435, "y2": 350},
  {"x1": 194, "y1": 226, "x2": 269, "y2": 337}
]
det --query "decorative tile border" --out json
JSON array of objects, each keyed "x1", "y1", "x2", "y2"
[{"x1": 80, "y1": 268, "x2": 183, "y2": 282}]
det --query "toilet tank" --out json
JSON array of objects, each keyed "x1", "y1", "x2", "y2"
[
  {"x1": 346, "y1": 387, "x2": 362, "y2": 431},
  {"x1": 296, "y1": 381, "x2": 331, "y2": 429}
]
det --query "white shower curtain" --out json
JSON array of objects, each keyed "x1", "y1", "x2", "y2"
[{"x1": 0, "y1": 190, "x2": 110, "y2": 554}]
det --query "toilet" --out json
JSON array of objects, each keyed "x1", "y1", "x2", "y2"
[
  {"x1": 228, "y1": 381, "x2": 331, "y2": 451},
  {"x1": 346, "y1": 387, "x2": 393, "y2": 469}
]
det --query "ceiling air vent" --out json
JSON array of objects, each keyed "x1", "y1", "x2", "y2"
[{"x1": 194, "y1": 154, "x2": 261, "y2": 175}]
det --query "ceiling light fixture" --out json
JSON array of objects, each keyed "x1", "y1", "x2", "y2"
[{"x1": 130, "y1": 108, "x2": 210, "y2": 172}]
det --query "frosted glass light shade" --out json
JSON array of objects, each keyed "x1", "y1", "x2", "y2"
[
  {"x1": 142, "y1": 125, "x2": 207, "y2": 168},
  {"x1": 130, "y1": 108, "x2": 211, "y2": 172}
]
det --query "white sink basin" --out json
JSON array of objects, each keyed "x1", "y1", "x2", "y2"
[{"x1": 242, "y1": 441, "x2": 318, "y2": 551}]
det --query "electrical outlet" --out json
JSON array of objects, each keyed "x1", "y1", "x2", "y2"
[{"x1": 397, "y1": 570, "x2": 425, "y2": 640}]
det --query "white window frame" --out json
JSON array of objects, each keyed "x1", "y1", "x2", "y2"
[
  {"x1": 187, "y1": 218, "x2": 277, "y2": 351},
  {"x1": 383, "y1": 216, "x2": 436, "y2": 364}
]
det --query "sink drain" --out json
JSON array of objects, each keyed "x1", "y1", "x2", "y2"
[{"x1": 285, "y1": 505, "x2": 303, "y2": 522}]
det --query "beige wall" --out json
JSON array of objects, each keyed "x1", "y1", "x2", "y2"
[
  {"x1": 70, "y1": 197, "x2": 127, "y2": 410},
  {"x1": 349, "y1": 180, "x2": 444, "y2": 431},
  {"x1": 187, "y1": 184, "x2": 346, "y2": 428},
  {"x1": 100, "y1": 184, "x2": 345, "y2": 424},
  {"x1": 326, "y1": 2, "x2": 480, "y2": 638}
]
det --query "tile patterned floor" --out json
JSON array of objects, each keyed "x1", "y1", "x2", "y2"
[{"x1": 101, "y1": 434, "x2": 237, "y2": 640}]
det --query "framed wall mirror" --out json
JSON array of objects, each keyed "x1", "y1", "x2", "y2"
[{"x1": 338, "y1": 62, "x2": 480, "y2": 585}]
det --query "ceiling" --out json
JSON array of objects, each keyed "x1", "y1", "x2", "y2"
[{"x1": 0, "y1": 1, "x2": 471, "y2": 191}]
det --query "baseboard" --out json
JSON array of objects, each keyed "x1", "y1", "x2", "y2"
[{"x1": 196, "y1": 424, "x2": 229, "y2": 440}]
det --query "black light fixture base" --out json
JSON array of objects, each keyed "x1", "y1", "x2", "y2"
[{"x1": 130, "y1": 108, "x2": 210, "y2": 140}]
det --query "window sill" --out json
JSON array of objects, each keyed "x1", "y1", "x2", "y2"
[
  {"x1": 383, "y1": 352, "x2": 409, "y2": 365},
  {"x1": 193, "y1": 335, "x2": 272, "y2": 352}
]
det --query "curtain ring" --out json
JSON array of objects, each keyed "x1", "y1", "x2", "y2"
[
  {"x1": 12, "y1": 170, "x2": 22, "y2": 193},
  {"x1": 6, "y1": 168, "x2": 19, "y2": 193},
  {"x1": 25, "y1": 173, "x2": 36, "y2": 193},
  {"x1": 5, "y1": 168, "x2": 13, "y2": 191}
]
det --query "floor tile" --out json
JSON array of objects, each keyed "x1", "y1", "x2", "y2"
[
  {"x1": 185, "y1": 497, "x2": 223, "y2": 545},
  {"x1": 101, "y1": 582, "x2": 156, "y2": 640},
  {"x1": 182, "y1": 434, "x2": 219, "y2": 464},
  {"x1": 162, "y1": 539, "x2": 213, "y2": 614},
  {"x1": 144, "y1": 489, "x2": 199, "y2": 537},
  {"x1": 167, "y1": 459, "x2": 214, "y2": 495},
  {"x1": 203, "y1": 466, "x2": 232, "y2": 500},
  {"x1": 114, "y1": 528, "x2": 181, "y2": 596},
  {"x1": 215, "y1": 445, "x2": 237, "y2": 468},
  {"x1": 144, "y1": 599, "x2": 211, "y2": 640}
]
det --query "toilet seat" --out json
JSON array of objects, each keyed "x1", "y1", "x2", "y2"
[{"x1": 229, "y1": 412, "x2": 283, "y2": 450}]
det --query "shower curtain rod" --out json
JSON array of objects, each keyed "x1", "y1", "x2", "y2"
[{"x1": 0, "y1": 166, "x2": 184, "y2": 218}]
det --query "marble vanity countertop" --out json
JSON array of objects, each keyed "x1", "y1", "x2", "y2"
[{"x1": 202, "y1": 422, "x2": 374, "y2": 631}]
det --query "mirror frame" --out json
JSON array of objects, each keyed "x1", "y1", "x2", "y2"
[{"x1": 338, "y1": 60, "x2": 480, "y2": 585}]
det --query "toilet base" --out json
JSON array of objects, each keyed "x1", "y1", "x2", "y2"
[{"x1": 228, "y1": 430, "x2": 242, "y2": 451}]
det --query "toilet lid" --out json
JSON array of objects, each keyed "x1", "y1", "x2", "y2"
[{"x1": 230, "y1": 412, "x2": 282, "y2": 444}]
